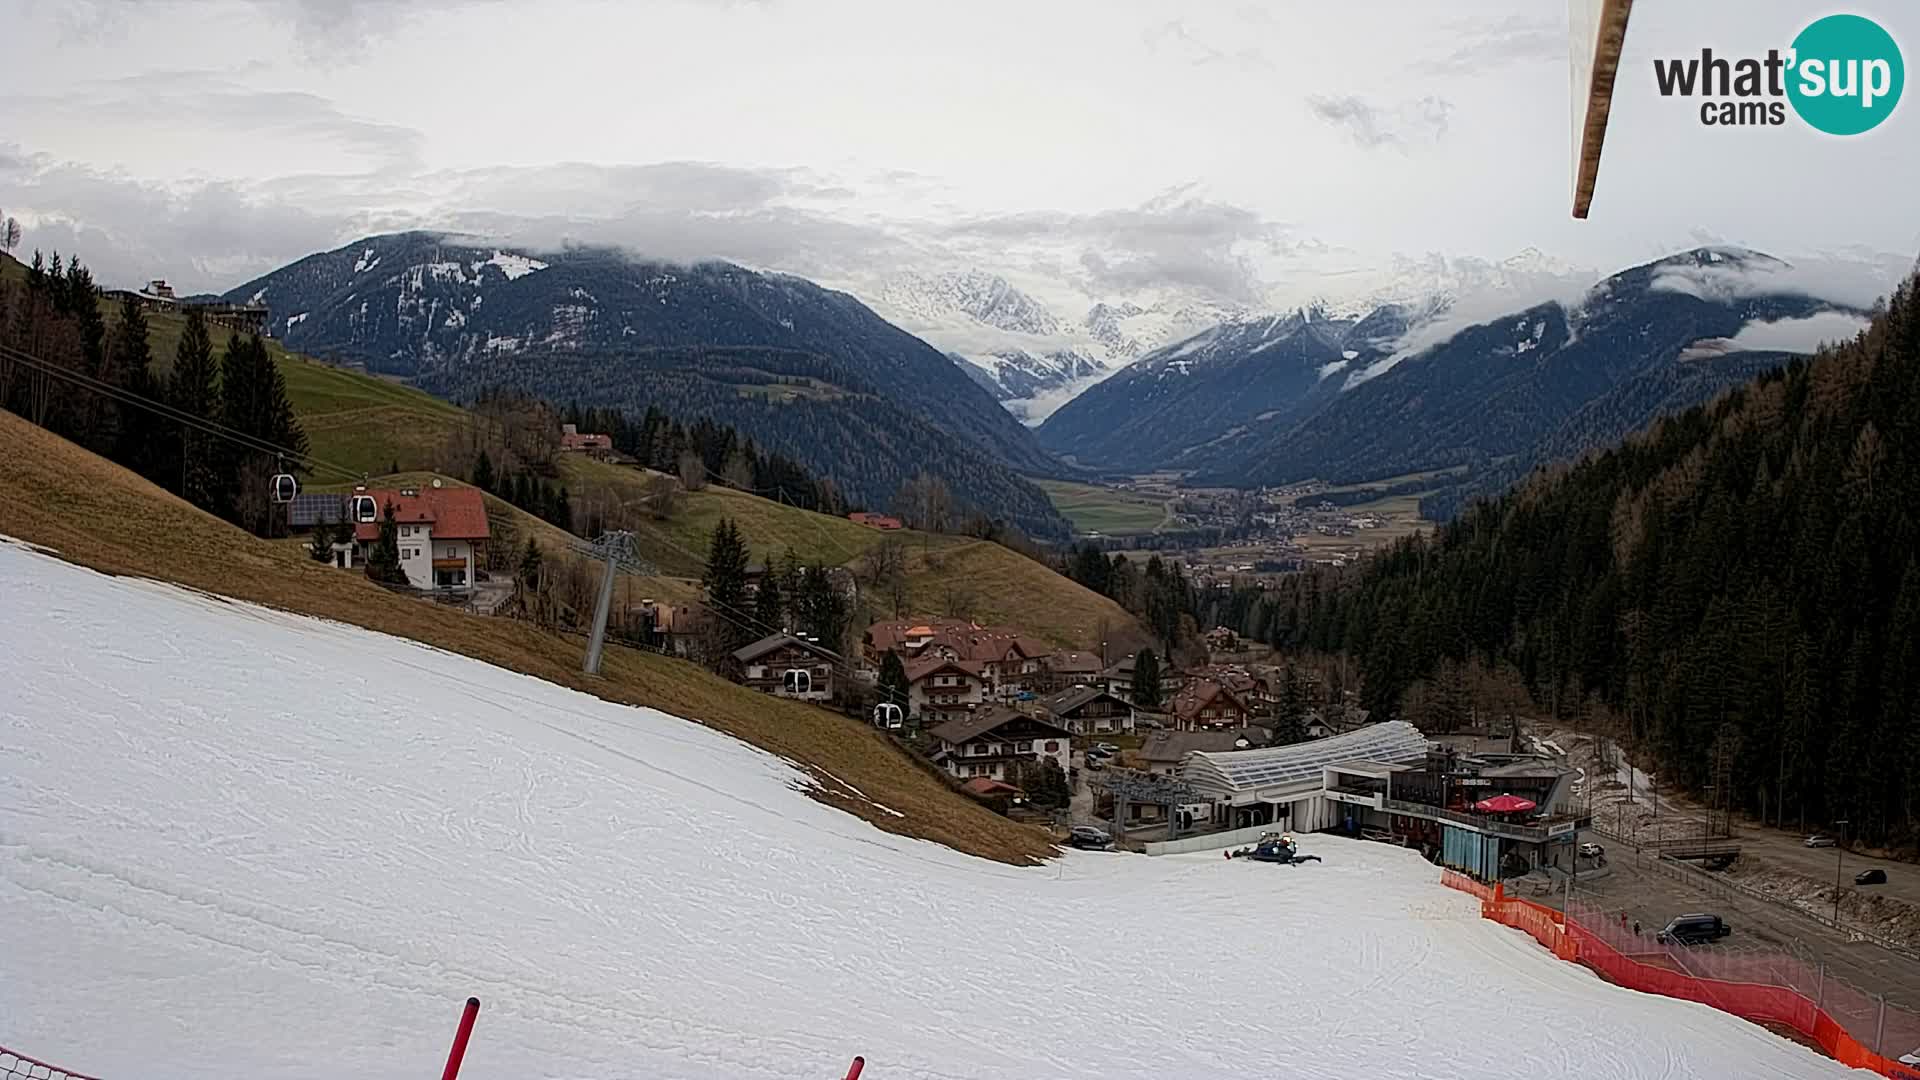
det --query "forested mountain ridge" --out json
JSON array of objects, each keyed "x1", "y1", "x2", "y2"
[
  {"x1": 1036, "y1": 304, "x2": 1418, "y2": 473},
  {"x1": 1198, "y1": 249, "x2": 1857, "y2": 499},
  {"x1": 222, "y1": 233, "x2": 1071, "y2": 537},
  {"x1": 1253, "y1": 270, "x2": 1920, "y2": 849},
  {"x1": 420, "y1": 347, "x2": 1069, "y2": 538}
]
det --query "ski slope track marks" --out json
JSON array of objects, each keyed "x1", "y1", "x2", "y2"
[{"x1": 0, "y1": 541, "x2": 1861, "y2": 1079}]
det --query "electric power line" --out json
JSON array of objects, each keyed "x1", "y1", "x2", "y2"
[{"x1": 0, "y1": 342, "x2": 368, "y2": 484}]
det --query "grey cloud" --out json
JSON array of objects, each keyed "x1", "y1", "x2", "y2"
[
  {"x1": 0, "y1": 149, "x2": 906, "y2": 291},
  {"x1": 0, "y1": 146, "x2": 347, "y2": 290},
  {"x1": 1417, "y1": 15, "x2": 1563, "y2": 74},
  {"x1": 1308, "y1": 95, "x2": 1453, "y2": 149},
  {"x1": 0, "y1": 74, "x2": 424, "y2": 171},
  {"x1": 940, "y1": 192, "x2": 1292, "y2": 305},
  {"x1": 1649, "y1": 251, "x2": 1913, "y2": 311}
]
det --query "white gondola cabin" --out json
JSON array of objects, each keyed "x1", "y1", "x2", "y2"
[
  {"x1": 782, "y1": 669, "x2": 813, "y2": 697},
  {"x1": 271, "y1": 473, "x2": 299, "y2": 504},
  {"x1": 872, "y1": 702, "x2": 904, "y2": 730}
]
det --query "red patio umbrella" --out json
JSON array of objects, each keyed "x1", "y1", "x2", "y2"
[{"x1": 1474, "y1": 793, "x2": 1537, "y2": 814}]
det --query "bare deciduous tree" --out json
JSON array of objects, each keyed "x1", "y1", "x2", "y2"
[
  {"x1": 0, "y1": 217, "x2": 20, "y2": 255},
  {"x1": 678, "y1": 450, "x2": 708, "y2": 492},
  {"x1": 645, "y1": 473, "x2": 682, "y2": 520}
]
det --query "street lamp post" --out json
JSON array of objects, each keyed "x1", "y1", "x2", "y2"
[{"x1": 1832, "y1": 819, "x2": 1850, "y2": 926}]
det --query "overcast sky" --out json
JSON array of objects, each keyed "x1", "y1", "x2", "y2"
[{"x1": 3, "y1": 0, "x2": 1917, "y2": 305}]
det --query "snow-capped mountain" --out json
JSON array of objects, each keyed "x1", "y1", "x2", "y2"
[
  {"x1": 1037, "y1": 303, "x2": 1423, "y2": 472},
  {"x1": 1183, "y1": 247, "x2": 1869, "y2": 502},
  {"x1": 222, "y1": 233, "x2": 1072, "y2": 538},
  {"x1": 854, "y1": 270, "x2": 1241, "y2": 422}
]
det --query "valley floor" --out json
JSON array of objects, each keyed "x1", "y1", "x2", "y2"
[{"x1": 0, "y1": 542, "x2": 1857, "y2": 1080}]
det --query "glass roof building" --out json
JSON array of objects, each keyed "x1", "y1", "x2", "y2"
[{"x1": 1183, "y1": 721, "x2": 1431, "y2": 801}]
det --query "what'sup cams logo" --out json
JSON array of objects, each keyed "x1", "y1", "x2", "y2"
[{"x1": 1654, "y1": 13, "x2": 1903, "y2": 133}]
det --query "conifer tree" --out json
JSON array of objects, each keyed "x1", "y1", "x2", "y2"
[
  {"x1": 1132, "y1": 648, "x2": 1163, "y2": 709},
  {"x1": 754, "y1": 562, "x2": 786, "y2": 634},
  {"x1": 364, "y1": 503, "x2": 410, "y2": 586},
  {"x1": 877, "y1": 648, "x2": 909, "y2": 707},
  {"x1": 168, "y1": 308, "x2": 221, "y2": 511},
  {"x1": 703, "y1": 518, "x2": 751, "y2": 648},
  {"x1": 473, "y1": 449, "x2": 495, "y2": 493}
]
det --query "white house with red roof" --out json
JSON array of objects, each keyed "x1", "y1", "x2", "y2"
[{"x1": 348, "y1": 483, "x2": 491, "y2": 591}]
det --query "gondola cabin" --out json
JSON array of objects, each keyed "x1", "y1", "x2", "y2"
[
  {"x1": 872, "y1": 702, "x2": 904, "y2": 730},
  {"x1": 271, "y1": 473, "x2": 299, "y2": 504}
]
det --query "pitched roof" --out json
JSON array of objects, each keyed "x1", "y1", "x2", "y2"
[
  {"x1": 904, "y1": 655, "x2": 984, "y2": 684},
  {"x1": 1142, "y1": 728, "x2": 1268, "y2": 763},
  {"x1": 1044, "y1": 685, "x2": 1127, "y2": 716},
  {"x1": 867, "y1": 617, "x2": 1047, "y2": 665},
  {"x1": 350, "y1": 486, "x2": 490, "y2": 543},
  {"x1": 961, "y1": 777, "x2": 1024, "y2": 797},
  {"x1": 928, "y1": 705, "x2": 1071, "y2": 747},
  {"x1": 733, "y1": 632, "x2": 843, "y2": 665},
  {"x1": 1173, "y1": 678, "x2": 1250, "y2": 721},
  {"x1": 1045, "y1": 650, "x2": 1103, "y2": 674}
]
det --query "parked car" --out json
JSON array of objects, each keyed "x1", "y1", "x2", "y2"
[
  {"x1": 1094, "y1": 742, "x2": 1120, "y2": 755},
  {"x1": 1855, "y1": 868, "x2": 1888, "y2": 886},
  {"x1": 1804, "y1": 834, "x2": 1838, "y2": 848},
  {"x1": 1067, "y1": 826, "x2": 1113, "y2": 850},
  {"x1": 1656, "y1": 913, "x2": 1732, "y2": 946},
  {"x1": 1898, "y1": 1047, "x2": 1920, "y2": 1067},
  {"x1": 1085, "y1": 746, "x2": 1113, "y2": 760},
  {"x1": 1084, "y1": 756, "x2": 1108, "y2": 771},
  {"x1": 1578, "y1": 842, "x2": 1605, "y2": 859}
]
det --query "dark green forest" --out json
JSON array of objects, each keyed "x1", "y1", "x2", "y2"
[
  {"x1": 1236, "y1": 274, "x2": 1920, "y2": 850},
  {"x1": 420, "y1": 348, "x2": 1071, "y2": 541},
  {"x1": 1, "y1": 251, "x2": 306, "y2": 537}
]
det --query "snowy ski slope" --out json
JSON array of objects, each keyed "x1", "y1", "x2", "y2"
[{"x1": 0, "y1": 541, "x2": 1859, "y2": 1080}]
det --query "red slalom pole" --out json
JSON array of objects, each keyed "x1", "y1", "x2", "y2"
[
  {"x1": 441, "y1": 997, "x2": 482, "y2": 1080},
  {"x1": 843, "y1": 1055, "x2": 866, "y2": 1080}
]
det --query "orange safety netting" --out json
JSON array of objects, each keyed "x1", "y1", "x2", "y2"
[{"x1": 1440, "y1": 870, "x2": 1920, "y2": 1079}]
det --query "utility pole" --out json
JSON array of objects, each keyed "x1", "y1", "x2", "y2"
[
  {"x1": 575, "y1": 531, "x2": 656, "y2": 677},
  {"x1": 1832, "y1": 819, "x2": 1849, "y2": 927}
]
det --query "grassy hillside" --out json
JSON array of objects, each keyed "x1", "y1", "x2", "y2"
[
  {"x1": 555, "y1": 454, "x2": 888, "y2": 575},
  {"x1": 1035, "y1": 478, "x2": 1168, "y2": 535},
  {"x1": 552, "y1": 455, "x2": 1145, "y2": 649},
  {"x1": 0, "y1": 252, "x2": 1143, "y2": 652},
  {"x1": 0, "y1": 408, "x2": 1050, "y2": 865}
]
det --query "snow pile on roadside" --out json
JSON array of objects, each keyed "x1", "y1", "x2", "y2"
[{"x1": 0, "y1": 541, "x2": 1857, "y2": 1080}]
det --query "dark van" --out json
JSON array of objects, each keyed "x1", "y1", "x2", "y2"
[{"x1": 1656, "y1": 913, "x2": 1732, "y2": 945}]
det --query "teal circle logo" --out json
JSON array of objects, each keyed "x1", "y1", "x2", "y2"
[{"x1": 1787, "y1": 14, "x2": 1904, "y2": 135}]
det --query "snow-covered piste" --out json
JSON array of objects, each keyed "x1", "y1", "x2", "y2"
[{"x1": 0, "y1": 541, "x2": 1856, "y2": 1080}]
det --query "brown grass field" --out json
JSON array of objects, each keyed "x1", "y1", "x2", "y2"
[{"x1": 0, "y1": 410, "x2": 1053, "y2": 865}]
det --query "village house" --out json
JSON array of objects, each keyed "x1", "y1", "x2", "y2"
[
  {"x1": 558, "y1": 423, "x2": 614, "y2": 457},
  {"x1": 1100, "y1": 654, "x2": 1139, "y2": 700},
  {"x1": 906, "y1": 656, "x2": 988, "y2": 724},
  {"x1": 1042, "y1": 686, "x2": 1136, "y2": 736},
  {"x1": 1205, "y1": 626, "x2": 1240, "y2": 653},
  {"x1": 1189, "y1": 664, "x2": 1265, "y2": 717},
  {"x1": 928, "y1": 705, "x2": 1073, "y2": 783},
  {"x1": 347, "y1": 484, "x2": 490, "y2": 591},
  {"x1": 1171, "y1": 677, "x2": 1254, "y2": 733},
  {"x1": 733, "y1": 632, "x2": 841, "y2": 702},
  {"x1": 866, "y1": 617, "x2": 1049, "y2": 698},
  {"x1": 1037, "y1": 650, "x2": 1104, "y2": 694},
  {"x1": 628, "y1": 599, "x2": 708, "y2": 659},
  {"x1": 1139, "y1": 729, "x2": 1272, "y2": 777},
  {"x1": 847, "y1": 511, "x2": 903, "y2": 530}
]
